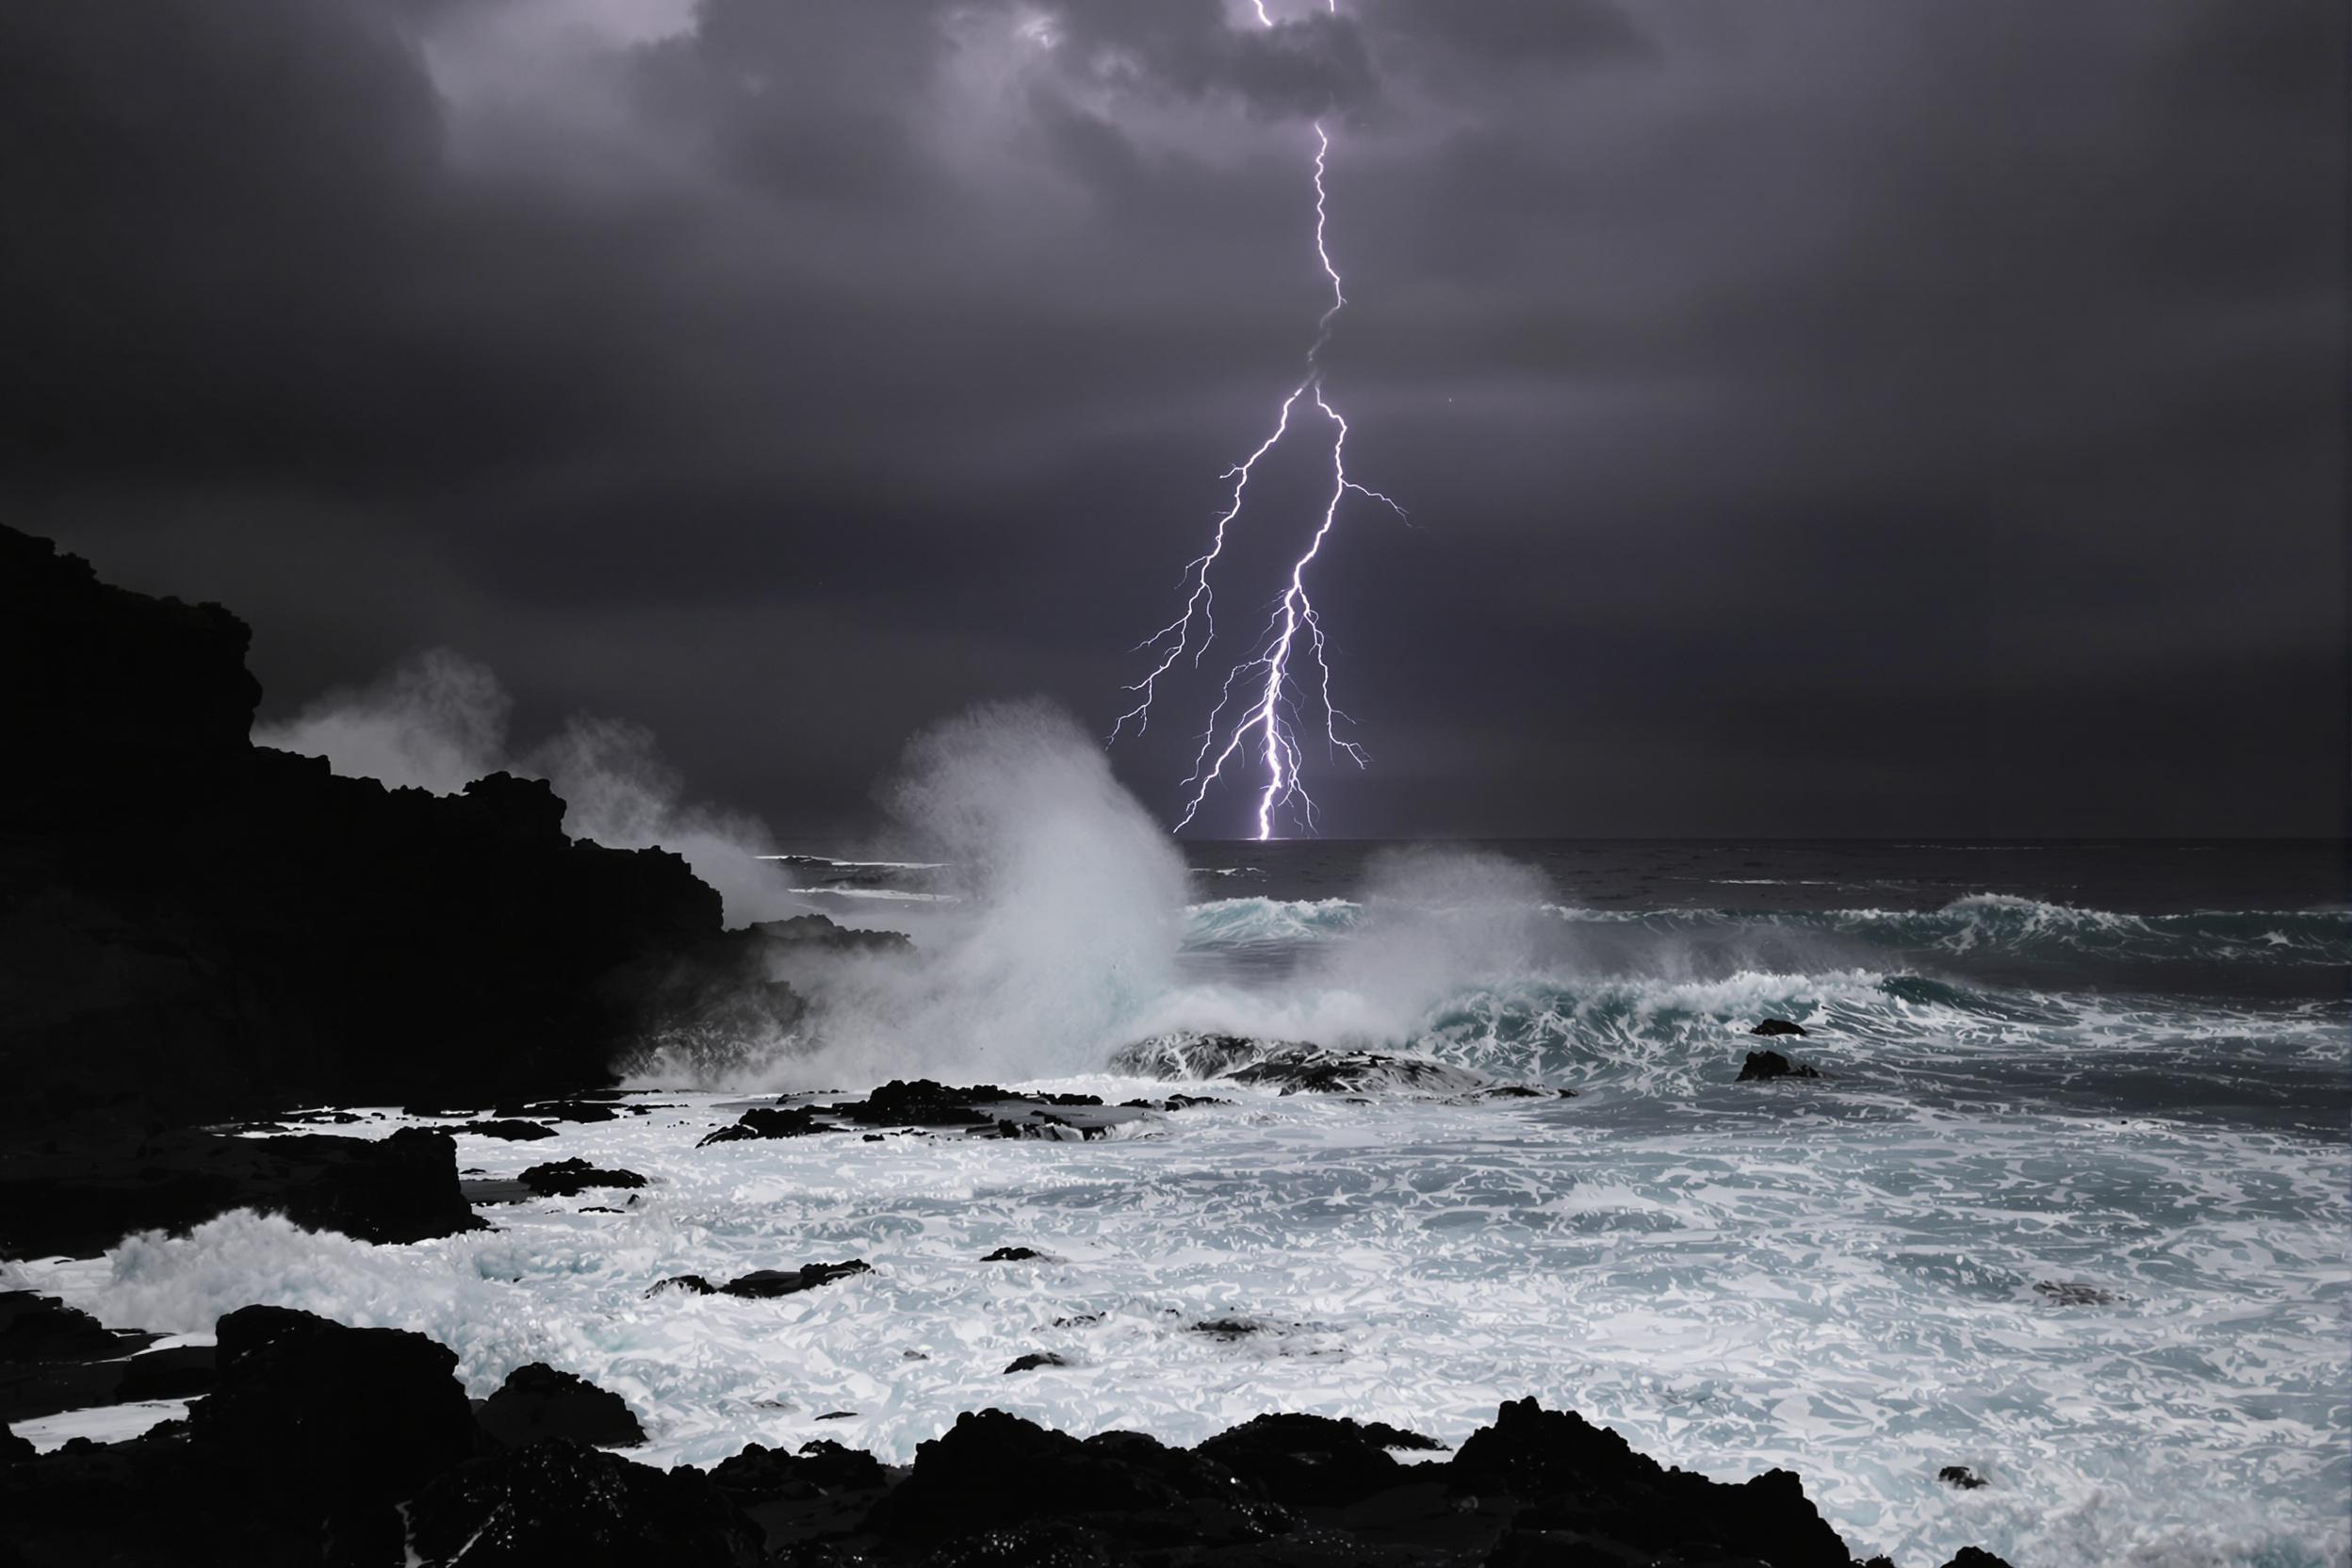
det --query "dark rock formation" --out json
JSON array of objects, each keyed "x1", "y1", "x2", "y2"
[
  {"x1": 2032, "y1": 1281, "x2": 2119, "y2": 1306},
  {"x1": 0, "y1": 1427, "x2": 30, "y2": 1466},
  {"x1": 699, "y1": 1103, "x2": 827, "y2": 1146},
  {"x1": 1454, "y1": 1397, "x2": 1852, "y2": 1568},
  {"x1": 514, "y1": 1158, "x2": 646, "y2": 1198},
  {"x1": 407, "y1": 1438, "x2": 764, "y2": 1567},
  {"x1": 456, "y1": 1119, "x2": 559, "y2": 1141},
  {"x1": 0, "y1": 1127, "x2": 483, "y2": 1260},
  {"x1": 477, "y1": 1363, "x2": 646, "y2": 1449},
  {"x1": 1751, "y1": 1019, "x2": 1809, "y2": 1037},
  {"x1": 865, "y1": 1408, "x2": 1258, "y2": 1546},
  {"x1": 112, "y1": 1347, "x2": 217, "y2": 1404},
  {"x1": 1938, "y1": 1465, "x2": 1987, "y2": 1490},
  {"x1": 983, "y1": 1247, "x2": 1044, "y2": 1262},
  {"x1": 2, "y1": 1314, "x2": 2025, "y2": 1568},
  {"x1": 1113, "y1": 1034, "x2": 1556, "y2": 1100},
  {"x1": 0, "y1": 1293, "x2": 164, "y2": 1425},
  {"x1": 1939, "y1": 1552, "x2": 2017, "y2": 1568},
  {"x1": 1195, "y1": 1412, "x2": 1440, "y2": 1505},
  {"x1": 1739, "y1": 1050, "x2": 1823, "y2": 1083},
  {"x1": 647, "y1": 1262, "x2": 872, "y2": 1300},
  {"x1": 0, "y1": 526, "x2": 770, "y2": 1138},
  {"x1": 831, "y1": 1079, "x2": 1008, "y2": 1127},
  {"x1": 1004, "y1": 1352, "x2": 1070, "y2": 1374}
]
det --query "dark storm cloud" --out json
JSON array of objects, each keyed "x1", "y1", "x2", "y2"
[{"x1": 0, "y1": 0, "x2": 2340, "y2": 837}]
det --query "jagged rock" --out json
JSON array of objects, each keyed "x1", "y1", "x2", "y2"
[
  {"x1": 830, "y1": 1080, "x2": 1007, "y2": 1127},
  {"x1": 1113, "y1": 1035, "x2": 1550, "y2": 1101},
  {"x1": 1738, "y1": 1050, "x2": 1822, "y2": 1083},
  {"x1": 515, "y1": 1159, "x2": 646, "y2": 1197},
  {"x1": 457, "y1": 1119, "x2": 559, "y2": 1141},
  {"x1": 712, "y1": 1438, "x2": 890, "y2": 1501},
  {"x1": 1194, "y1": 1413, "x2": 1439, "y2": 1505},
  {"x1": 0, "y1": 1128, "x2": 484, "y2": 1260},
  {"x1": 1004, "y1": 1352, "x2": 1070, "y2": 1374},
  {"x1": 983, "y1": 1247, "x2": 1044, "y2": 1262},
  {"x1": 1940, "y1": 1553, "x2": 2017, "y2": 1568},
  {"x1": 0, "y1": 526, "x2": 751, "y2": 1138},
  {"x1": 1751, "y1": 1019, "x2": 1808, "y2": 1037},
  {"x1": 649, "y1": 1263, "x2": 871, "y2": 1300},
  {"x1": 1451, "y1": 1398, "x2": 1852, "y2": 1568},
  {"x1": 0, "y1": 1295, "x2": 133, "y2": 1364},
  {"x1": 699, "y1": 1104, "x2": 826, "y2": 1146},
  {"x1": 478, "y1": 1363, "x2": 646, "y2": 1449},
  {"x1": 407, "y1": 1438, "x2": 764, "y2": 1567},
  {"x1": 1938, "y1": 1465, "x2": 1987, "y2": 1490},
  {"x1": 866, "y1": 1408, "x2": 1254, "y2": 1544}
]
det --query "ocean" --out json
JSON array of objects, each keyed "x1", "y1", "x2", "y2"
[{"x1": 12, "y1": 838, "x2": 2346, "y2": 1568}]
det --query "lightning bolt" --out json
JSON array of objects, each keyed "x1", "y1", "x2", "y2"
[{"x1": 1113, "y1": 0, "x2": 1404, "y2": 841}]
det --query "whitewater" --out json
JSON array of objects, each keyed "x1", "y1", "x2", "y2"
[{"x1": 8, "y1": 821, "x2": 2344, "y2": 1568}]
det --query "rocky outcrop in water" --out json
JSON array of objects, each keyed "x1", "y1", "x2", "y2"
[
  {"x1": 0, "y1": 1128, "x2": 483, "y2": 1261},
  {"x1": 1113, "y1": 1033, "x2": 1568, "y2": 1101},
  {"x1": 1739, "y1": 1049, "x2": 1823, "y2": 1082}
]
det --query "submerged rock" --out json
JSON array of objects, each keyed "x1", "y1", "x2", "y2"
[
  {"x1": 478, "y1": 1363, "x2": 646, "y2": 1450},
  {"x1": 2032, "y1": 1280, "x2": 2120, "y2": 1307},
  {"x1": 1738, "y1": 1050, "x2": 1822, "y2": 1083},
  {"x1": 1004, "y1": 1352, "x2": 1070, "y2": 1374},
  {"x1": 983, "y1": 1247, "x2": 1045, "y2": 1262},
  {"x1": 458, "y1": 1119, "x2": 559, "y2": 1141},
  {"x1": 1938, "y1": 1464, "x2": 1988, "y2": 1490},
  {"x1": 1751, "y1": 1018, "x2": 1809, "y2": 1037}
]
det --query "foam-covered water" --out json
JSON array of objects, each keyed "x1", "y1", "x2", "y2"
[{"x1": 8, "y1": 839, "x2": 2346, "y2": 1568}]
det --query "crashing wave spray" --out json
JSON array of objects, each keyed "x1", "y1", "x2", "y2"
[{"x1": 1109, "y1": 0, "x2": 1404, "y2": 841}]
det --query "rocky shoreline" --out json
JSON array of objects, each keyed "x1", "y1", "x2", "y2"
[{"x1": 1, "y1": 1295, "x2": 2012, "y2": 1568}]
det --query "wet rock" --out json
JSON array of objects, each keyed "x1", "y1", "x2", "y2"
[
  {"x1": 645, "y1": 1262, "x2": 872, "y2": 1301},
  {"x1": 699, "y1": 1104, "x2": 825, "y2": 1146},
  {"x1": 408, "y1": 1437, "x2": 763, "y2": 1567},
  {"x1": 1938, "y1": 1465, "x2": 1987, "y2": 1490},
  {"x1": 113, "y1": 1346, "x2": 217, "y2": 1404},
  {"x1": 830, "y1": 1079, "x2": 1007, "y2": 1127},
  {"x1": 1738, "y1": 1050, "x2": 1822, "y2": 1083},
  {"x1": 503, "y1": 1100, "x2": 620, "y2": 1124},
  {"x1": 866, "y1": 1408, "x2": 1251, "y2": 1544},
  {"x1": 1004, "y1": 1352, "x2": 1070, "y2": 1374},
  {"x1": 515, "y1": 1158, "x2": 646, "y2": 1197},
  {"x1": 0, "y1": 1127, "x2": 486, "y2": 1259},
  {"x1": 458, "y1": 1119, "x2": 559, "y2": 1141},
  {"x1": 193, "y1": 1304, "x2": 480, "y2": 1559},
  {"x1": 991, "y1": 1112, "x2": 1106, "y2": 1141},
  {"x1": 1224, "y1": 1047, "x2": 1502, "y2": 1098},
  {"x1": 1194, "y1": 1412, "x2": 1437, "y2": 1505},
  {"x1": 1188, "y1": 1318, "x2": 1263, "y2": 1340},
  {"x1": 983, "y1": 1247, "x2": 1045, "y2": 1262},
  {"x1": 1751, "y1": 1019, "x2": 1808, "y2": 1037},
  {"x1": 0, "y1": 1428, "x2": 30, "y2": 1466},
  {"x1": 478, "y1": 1363, "x2": 646, "y2": 1449},
  {"x1": 1938, "y1": 1551, "x2": 2017, "y2": 1568},
  {"x1": 0, "y1": 1295, "x2": 135, "y2": 1364},
  {"x1": 1451, "y1": 1397, "x2": 1853, "y2": 1568}
]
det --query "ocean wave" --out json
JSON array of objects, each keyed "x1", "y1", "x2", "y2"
[{"x1": 1179, "y1": 891, "x2": 2349, "y2": 967}]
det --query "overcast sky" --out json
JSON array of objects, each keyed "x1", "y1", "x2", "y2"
[{"x1": 4, "y1": 0, "x2": 2343, "y2": 838}]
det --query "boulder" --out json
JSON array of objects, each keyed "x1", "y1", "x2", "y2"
[
  {"x1": 456, "y1": 1119, "x2": 559, "y2": 1141},
  {"x1": 1737, "y1": 1051, "x2": 1822, "y2": 1083},
  {"x1": 514, "y1": 1159, "x2": 646, "y2": 1198},
  {"x1": 406, "y1": 1438, "x2": 763, "y2": 1567},
  {"x1": 698, "y1": 1104, "x2": 826, "y2": 1146},
  {"x1": 477, "y1": 1363, "x2": 646, "y2": 1449},
  {"x1": 1750, "y1": 1019, "x2": 1808, "y2": 1037},
  {"x1": 1451, "y1": 1398, "x2": 1851, "y2": 1568}
]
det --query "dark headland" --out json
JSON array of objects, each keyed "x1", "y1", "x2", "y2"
[{"x1": 0, "y1": 527, "x2": 2012, "y2": 1568}]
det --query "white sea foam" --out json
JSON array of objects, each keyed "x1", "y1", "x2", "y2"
[{"x1": 8, "y1": 1086, "x2": 2342, "y2": 1568}]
